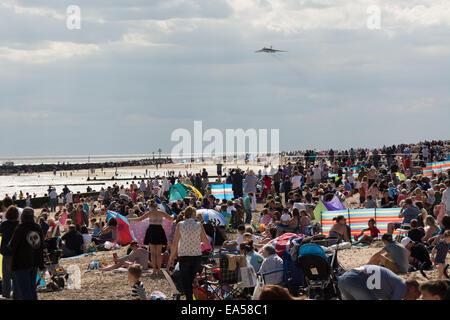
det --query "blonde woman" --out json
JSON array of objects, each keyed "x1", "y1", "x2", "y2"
[{"x1": 167, "y1": 206, "x2": 209, "y2": 300}]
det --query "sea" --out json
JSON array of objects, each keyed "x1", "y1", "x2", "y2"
[
  {"x1": 0, "y1": 154, "x2": 155, "y2": 166},
  {"x1": 0, "y1": 154, "x2": 271, "y2": 199}
]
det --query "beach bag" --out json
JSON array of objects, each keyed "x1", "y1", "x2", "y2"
[
  {"x1": 238, "y1": 266, "x2": 257, "y2": 288},
  {"x1": 251, "y1": 275, "x2": 264, "y2": 300},
  {"x1": 149, "y1": 291, "x2": 167, "y2": 300}
]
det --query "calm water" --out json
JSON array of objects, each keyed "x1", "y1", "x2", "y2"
[{"x1": 0, "y1": 154, "x2": 156, "y2": 166}]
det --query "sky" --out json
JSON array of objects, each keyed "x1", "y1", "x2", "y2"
[{"x1": 0, "y1": 0, "x2": 449, "y2": 157}]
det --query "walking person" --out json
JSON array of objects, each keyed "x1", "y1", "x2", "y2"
[
  {"x1": 0, "y1": 206, "x2": 20, "y2": 299},
  {"x1": 244, "y1": 170, "x2": 258, "y2": 210}
]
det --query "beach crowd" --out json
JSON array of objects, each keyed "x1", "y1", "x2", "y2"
[{"x1": 0, "y1": 139, "x2": 449, "y2": 300}]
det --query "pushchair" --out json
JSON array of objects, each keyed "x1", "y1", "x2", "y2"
[
  {"x1": 296, "y1": 243, "x2": 343, "y2": 300},
  {"x1": 37, "y1": 237, "x2": 67, "y2": 292}
]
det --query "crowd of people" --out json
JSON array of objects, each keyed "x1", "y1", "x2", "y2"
[{"x1": 0, "y1": 139, "x2": 449, "y2": 300}]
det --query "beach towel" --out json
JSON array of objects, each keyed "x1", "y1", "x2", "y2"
[{"x1": 61, "y1": 252, "x2": 97, "y2": 261}]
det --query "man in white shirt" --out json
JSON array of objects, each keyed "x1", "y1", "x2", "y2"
[
  {"x1": 49, "y1": 188, "x2": 58, "y2": 212},
  {"x1": 259, "y1": 245, "x2": 284, "y2": 285},
  {"x1": 312, "y1": 165, "x2": 322, "y2": 186},
  {"x1": 291, "y1": 171, "x2": 302, "y2": 190},
  {"x1": 65, "y1": 191, "x2": 73, "y2": 204},
  {"x1": 442, "y1": 179, "x2": 450, "y2": 216},
  {"x1": 139, "y1": 180, "x2": 146, "y2": 193}
]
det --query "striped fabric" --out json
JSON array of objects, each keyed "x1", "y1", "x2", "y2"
[
  {"x1": 422, "y1": 160, "x2": 450, "y2": 177},
  {"x1": 321, "y1": 208, "x2": 403, "y2": 237},
  {"x1": 211, "y1": 184, "x2": 234, "y2": 200},
  {"x1": 132, "y1": 281, "x2": 147, "y2": 300}
]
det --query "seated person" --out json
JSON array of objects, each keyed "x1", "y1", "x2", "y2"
[
  {"x1": 80, "y1": 226, "x2": 92, "y2": 245},
  {"x1": 338, "y1": 265, "x2": 420, "y2": 300},
  {"x1": 39, "y1": 216, "x2": 50, "y2": 238},
  {"x1": 61, "y1": 224, "x2": 84, "y2": 258},
  {"x1": 100, "y1": 242, "x2": 150, "y2": 271},
  {"x1": 422, "y1": 215, "x2": 440, "y2": 244},
  {"x1": 299, "y1": 209, "x2": 312, "y2": 235},
  {"x1": 92, "y1": 217, "x2": 118, "y2": 244},
  {"x1": 367, "y1": 234, "x2": 409, "y2": 274},
  {"x1": 239, "y1": 240, "x2": 264, "y2": 272},
  {"x1": 353, "y1": 218, "x2": 380, "y2": 245},
  {"x1": 256, "y1": 227, "x2": 278, "y2": 249},
  {"x1": 259, "y1": 245, "x2": 284, "y2": 285},
  {"x1": 387, "y1": 199, "x2": 420, "y2": 234},
  {"x1": 46, "y1": 218, "x2": 60, "y2": 239},
  {"x1": 222, "y1": 228, "x2": 255, "y2": 254},
  {"x1": 401, "y1": 237, "x2": 432, "y2": 271},
  {"x1": 91, "y1": 222, "x2": 101, "y2": 237},
  {"x1": 328, "y1": 215, "x2": 351, "y2": 243},
  {"x1": 260, "y1": 209, "x2": 272, "y2": 226},
  {"x1": 275, "y1": 209, "x2": 292, "y2": 235},
  {"x1": 407, "y1": 219, "x2": 425, "y2": 243}
]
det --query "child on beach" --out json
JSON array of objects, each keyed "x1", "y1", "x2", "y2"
[
  {"x1": 353, "y1": 218, "x2": 380, "y2": 245},
  {"x1": 419, "y1": 280, "x2": 449, "y2": 300},
  {"x1": 128, "y1": 264, "x2": 147, "y2": 300},
  {"x1": 431, "y1": 230, "x2": 450, "y2": 279}
]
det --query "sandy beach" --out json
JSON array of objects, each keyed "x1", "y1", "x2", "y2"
[{"x1": 37, "y1": 199, "x2": 449, "y2": 300}]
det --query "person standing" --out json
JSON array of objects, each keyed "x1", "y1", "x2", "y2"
[
  {"x1": 441, "y1": 179, "x2": 450, "y2": 216},
  {"x1": 0, "y1": 206, "x2": 20, "y2": 299},
  {"x1": 244, "y1": 193, "x2": 254, "y2": 224},
  {"x1": 230, "y1": 169, "x2": 244, "y2": 198},
  {"x1": 128, "y1": 200, "x2": 174, "y2": 275},
  {"x1": 167, "y1": 206, "x2": 210, "y2": 300},
  {"x1": 273, "y1": 169, "x2": 282, "y2": 196},
  {"x1": 49, "y1": 188, "x2": 57, "y2": 212},
  {"x1": 8, "y1": 207, "x2": 44, "y2": 300},
  {"x1": 243, "y1": 170, "x2": 257, "y2": 210}
]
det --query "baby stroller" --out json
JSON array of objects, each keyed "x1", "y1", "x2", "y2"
[
  {"x1": 296, "y1": 243, "x2": 343, "y2": 300},
  {"x1": 37, "y1": 237, "x2": 67, "y2": 292}
]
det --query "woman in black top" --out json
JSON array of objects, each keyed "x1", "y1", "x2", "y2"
[{"x1": 0, "y1": 206, "x2": 20, "y2": 299}]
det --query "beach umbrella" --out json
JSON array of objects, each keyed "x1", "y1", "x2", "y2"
[
  {"x1": 106, "y1": 210, "x2": 135, "y2": 246},
  {"x1": 183, "y1": 184, "x2": 203, "y2": 199},
  {"x1": 168, "y1": 183, "x2": 189, "y2": 202},
  {"x1": 196, "y1": 209, "x2": 227, "y2": 226}
]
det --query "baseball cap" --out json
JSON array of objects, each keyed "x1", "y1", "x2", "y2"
[{"x1": 401, "y1": 237, "x2": 412, "y2": 247}]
